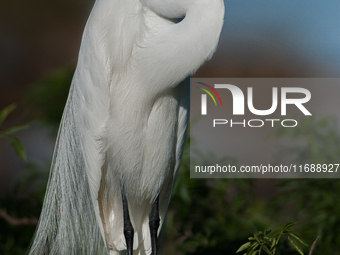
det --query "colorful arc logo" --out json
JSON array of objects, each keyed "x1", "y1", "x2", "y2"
[
  {"x1": 196, "y1": 82, "x2": 222, "y2": 115},
  {"x1": 196, "y1": 82, "x2": 222, "y2": 106}
]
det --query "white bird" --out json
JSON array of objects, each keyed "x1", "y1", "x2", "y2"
[{"x1": 28, "y1": 0, "x2": 224, "y2": 254}]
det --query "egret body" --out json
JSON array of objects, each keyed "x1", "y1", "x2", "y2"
[{"x1": 28, "y1": 0, "x2": 224, "y2": 254}]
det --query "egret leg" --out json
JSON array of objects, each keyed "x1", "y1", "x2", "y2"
[
  {"x1": 149, "y1": 195, "x2": 160, "y2": 255},
  {"x1": 121, "y1": 182, "x2": 134, "y2": 255}
]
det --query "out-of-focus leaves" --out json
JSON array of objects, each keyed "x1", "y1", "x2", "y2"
[
  {"x1": 0, "y1": 104, "x2": 16, "y2": 126},
  {"x1": 6, "y1": 135, "x2": 26, "y2": 162},
  {"x1": 283, "y1": 222, "x2": 297, "y2": 231},
  {"x1": 272, "y1": 116, "x2": 340, "y2": 165},
  {"x1": 24, "y1": 67, "x2": 74, "y2": 128},
  {"x1": 288, "y1": 237, "x2": 304, "y2": 255},
  {"x1": 289, "y1": 233, "x2": 308, "y2": 246},
  {"x1": 271, "y1": 117, "x2": 340, "y2": 254},
  {"x1": 1, "y1": 68, "x2": 340, "y2": 255},
  {"x1": 0, "y1": 105, "x2": 28, "y2": 161},
  {"x1": 1, "y1": 68, "x2": 71, "y2": 255},
  {"x1": 236, "y1": 242, "x2": 251, "y2": 253},
  {"x1": 238, "y1": 223, "x2": 307, "y2": 255},
  {"x1": 164, "y1": 134, "x2": 257, "y2": 255},
  {"x1": 4, "y1": 124, "x2": 28, "y2": 135}
]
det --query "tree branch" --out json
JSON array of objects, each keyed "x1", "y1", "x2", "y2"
[
  {"x1": 308, "y1": 236, "x2": 320, "y2": 255},
  {"x1": 0, "y1": 208, "x2": 38, "y2": 226}
]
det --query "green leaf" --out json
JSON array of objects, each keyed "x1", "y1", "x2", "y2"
[
  {"x1": 254, "y1": 232, "x2": 262, "y2": 243},
  {"x1": 283, "y1": 222, "x2": 296, "y2": 230},
  {"x1": 262, "y1": 244, "x2": 273, "y2": 255},
  {"x1": 249, "y1": 243, "x2": 259, "y2": 254},
  {"x1": 288, "y1": 236, "x2": 304, "y2": 255},
  {"x1": 271, "y1": 237, "x2": 276, "y2": 249},
  {"x1": 0, "y1": 104, "x2": 16, "y2": 126},
  {"x1": 272, "y1": 247, "x2": 277, "y2": 255},
  {"x1": 7, "y1": 135, "x2": 27, "y2": 162},
  {"x1": 179, "y1": 184, "x2": 191, "y2": 203},
  {"x1": 236, "y1": 242, "x2": 252, "y2": 253},
  {"x1": 4, "y1": 124, "x2": 28, "y2": 135},
  {"x1": 289, "y1": 233, "x2": 308, "y2": 246}
]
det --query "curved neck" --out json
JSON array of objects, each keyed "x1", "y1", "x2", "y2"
[
  {"x1": 142, "y1": 0, "x2": 225, "y2": 86},
  {"x1": 80, "y1": 0, "x2": 225, "y2": 93},
  {"x1": 141, "y1": 0, "x2": 192, "y2": 18}
]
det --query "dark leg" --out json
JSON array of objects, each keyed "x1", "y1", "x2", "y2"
[
  {"x1": 149, "y1": 195, "x2": 160, "y2": 255},
  {"x1": 121, "y1": 182, "x2": 134, "y2": 255}
]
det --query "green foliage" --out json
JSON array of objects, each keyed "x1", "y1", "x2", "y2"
[
  {"x1": 271, "y1": 117, "x2": 340, "y2": 254},
  {"x1": 0, "y1": 104, "x2": 49, "y2": 255},
  {"x1": 164, "y1": 116, "x2": 340, "y2": 255},
  {"x1": 0, "y1": 104, "x2": 28, "y2": 161},
  {"x1": 0, "y1": 174, "x2": 46, "y2": 255},
  {"x1": 164, "y1": 136, "x2": 258, "y2": 254},
  {"x1": 0, "y1": 67, "x2": 73, "y2": 255},
  {"x1": 0, "y1": 160, "x2": 48, "y2": 255},
  {"x1": 271, "y1": 116, "x2": 340, "y2": 248},
  {"x1": 24, "y1": 67, "x2": 74, "y2": 128},
  {"x1": 272, "y1": 116, "x2": 340, "y2": 164},
  {"x1": 237, "y1": 222, "x2": 307, "y2": 255},
  {"x1": 275, "y1": 178, "x2": 340, "y2": 252},
  {"x1": 2, "y1": 68, "x2": 340, "y2": 255}
]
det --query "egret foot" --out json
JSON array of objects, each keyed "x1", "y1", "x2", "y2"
[{"x1": 149, "y1": 195, "x2": 160, "y2": 255}]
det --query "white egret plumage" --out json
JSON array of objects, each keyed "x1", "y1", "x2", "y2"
[{"x1": 28, "y1": 0, "x2": 224, "y2": 254}]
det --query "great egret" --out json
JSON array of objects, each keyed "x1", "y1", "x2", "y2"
[{"x1": 28, "y1": 0, "x2": 224, "y2": 254}]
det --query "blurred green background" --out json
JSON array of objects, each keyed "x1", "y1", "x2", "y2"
[{"x1": 1, "y1": 0, "x2": 340, "y2": 254}]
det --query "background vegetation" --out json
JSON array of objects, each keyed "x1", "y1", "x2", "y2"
[
  {"x1": 1, "y1": 68, "x2": 339, "y2": 255},
  {"x1": 1, "y1": 1, "x2": 340, "y2": 254}
]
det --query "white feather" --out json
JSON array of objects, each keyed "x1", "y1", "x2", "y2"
[{"x1": 28, "y1": 0, "x2": 224, "y2": 254}]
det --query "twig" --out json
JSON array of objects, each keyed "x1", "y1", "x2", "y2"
[
  {"x1": 0, "y1": 208, "x2": 38, "y2": 226},
  {"x1": 308, "y1": 236, "x2": 320, "y2": 255}
]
